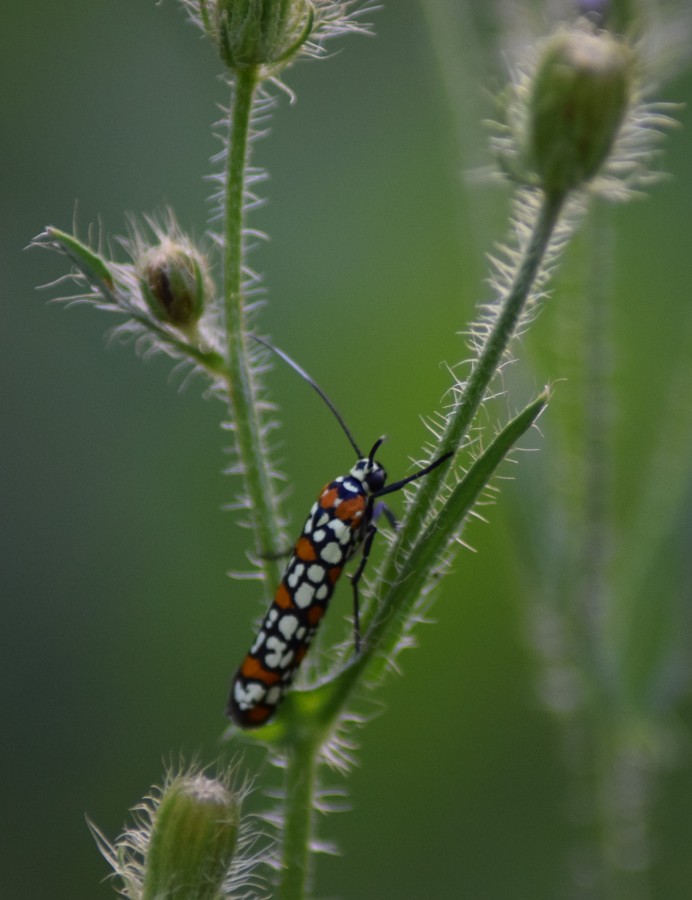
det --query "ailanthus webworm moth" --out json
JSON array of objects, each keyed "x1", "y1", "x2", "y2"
[{"x1": 227, "y1": 337, "x2": 452, "y2": 728}]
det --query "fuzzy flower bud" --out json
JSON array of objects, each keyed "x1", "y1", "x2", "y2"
[
  {"x1": 206, "y1": 0, "x2": 314, "y2": 72},
  {"x1": 529, "y1": 27, "x2": 633, "y2": 197},
  {"x1": 140, "y1": 238, "x2": 210, "y2": 333},
  {"x1": 142, "y1": 774, "x2": 240, "y2": 900}
]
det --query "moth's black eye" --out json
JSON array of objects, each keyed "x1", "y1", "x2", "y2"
[{"x1": 367, "y1": 465, "x2": 386, "y2": 494}]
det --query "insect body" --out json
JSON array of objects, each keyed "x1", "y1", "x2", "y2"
[
  {"x1": 227, "y1": 447, "x2": 386, "y2": 728},
  {"x1": 226, "y1": 339, "x2": 451, "y2": 729}
]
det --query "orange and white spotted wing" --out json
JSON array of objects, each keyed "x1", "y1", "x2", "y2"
[{"x1": 227, "y1": 455, "x2": 384, "y2": 728}]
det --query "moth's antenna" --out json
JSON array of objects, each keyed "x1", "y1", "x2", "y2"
[
  {"x1": 250, "y1": 334, "x2": 363, "y2": 458},
  {"x1": 368, "y1": 436, "x2": 386, "y2": 463},
  {"x1": 374, "y1": 450, "x2": 454, "y2": 497}
]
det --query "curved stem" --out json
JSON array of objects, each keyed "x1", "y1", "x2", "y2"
[
  {"x1": 223, "y1": 68, "x2": 284, "y2": 585},
  {"x1": 377, "y1": 189, "x2": 565, "y2": 602}
]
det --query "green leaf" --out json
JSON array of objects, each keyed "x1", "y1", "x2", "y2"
[{"x1": 44, "y1": 226, "x2": 115, "y2": 294}]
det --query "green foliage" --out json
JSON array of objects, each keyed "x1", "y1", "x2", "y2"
[{"x1": 23, "y1": 1, "x2": 690, "y2": 898}]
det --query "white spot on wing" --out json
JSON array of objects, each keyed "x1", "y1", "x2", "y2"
[
  {"x1": 327, "y1": 517, "x2": 355, "y2": 547},
  {"x1": 251, "y1": 631, "x2": 267, "y2": 654},
  {"x1": 321, "y1": 542, "x2": 343, "y2": 565},
  {"x1": 265, "y1": 635, "x2": 287, "y2": 668},
  {"x1": 307, "y1": 564, "x2": 325, "y2": 583},
  {"x1": 287, "y1": 563, "x2": 305, "y2": 588},
  {"x1": 278, "y1": 614, "x2": 299, "y2": 640},
  {"x1": 265, "y1": 686, "x2": 282, "y2": 704},
  {"x1": 234, "y1": 680, "x2": 266, "y2": 708},
  {"x1": 295, "y1": 582, "x2": 315, "y2": 608}
]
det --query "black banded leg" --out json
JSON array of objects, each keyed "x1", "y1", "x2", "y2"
[{"x1": 349, "y1": 523, "x2": 378, "y2": 654}]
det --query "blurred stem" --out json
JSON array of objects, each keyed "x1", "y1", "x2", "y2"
[
  {"x1": 579, "y1": 198, "x2": 615, "y2": 694},
  {"x1": 599, "y1": 733, "x2": 652, "y2": 900},
  {"x1": 574, "y1": 201, "x2": 652, "y2": 900},
  {"x1": 223, "y1": 68, "x2": 283, "y2": 581},
  {"x1": 278, "y1": 739, "x2": 318, "y2": 900}
]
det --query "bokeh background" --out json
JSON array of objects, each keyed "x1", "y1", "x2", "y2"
[{"x1": 3, "y1": 2, "x2": 692, "y2": 898}]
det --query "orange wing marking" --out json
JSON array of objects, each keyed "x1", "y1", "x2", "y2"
[
  {"x1": 335, "y1": 496, "x2": 365, "y2": 522},
  {"x1": 274, "y1": 583, "x2": 294, "y2": 609},
  {"x1": 308, "y1": 605, "x2": 325, "y2": 626},
  {"x1": 241, "y1": 656, "x2": 282, "y2": 685},
  {"x1": 295, "y1": 536, "x2": 317, "y2": 561},
  {"x1": 319, "y1": 487, "x2": 339, "y2": 509}
]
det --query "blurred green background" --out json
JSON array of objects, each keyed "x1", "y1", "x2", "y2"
[{"x1": 3, "y1": 2, "x2": 692, "y2": 898}]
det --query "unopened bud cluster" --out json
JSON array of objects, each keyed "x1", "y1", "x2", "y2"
[
  {"x1": 142, "y1": 774, "x2": 240, "y2": 899},
  {"x1": 528, "y1": 27, "x2": 633, "y2": 197},
  {"x1": 203, "y1": 0, "x2": 315, "y2": 73}
]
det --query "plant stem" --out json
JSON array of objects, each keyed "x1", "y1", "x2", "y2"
[
  {"x1": 377, "y1": 190, "x2": 565, "y2": 611},
  {"x1": 278, "y1": 739, "x2": 318, "y2": 900},
  {"x1": 222, "y1": 72, "x2": 317, "y2": 896},
  {"x1": 580, "y1": 202, "x2": 653, "y2": 900},
  {"x1": 580, "y1": 198, "x2": 615, "y2": 693},
  {"x1": 223, "y1": 68, "x2": 283, "y2": 583}
]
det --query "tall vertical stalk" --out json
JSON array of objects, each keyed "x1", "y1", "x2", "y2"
[
  {"x1": 222, "y1": 66, "x2": 284, "y2": 585},
  {"x1": 581, "y1": 201, "x2": 652, "y2": 900},
  {"x1": 580, "y1": 198, "x2": 615, "y2": 692}
]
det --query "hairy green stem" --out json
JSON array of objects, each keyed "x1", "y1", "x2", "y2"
[
  {"x1": 377, "y1": 190, "x2": 565, "y2": 616},
  {"x1": 223, "y1": 68, "x2": 315, "y2": 896},
  {"x1": 278, "y1": 739, "x2": 319, "y2": 900},
  {"x1": 223, "y1": 68, "x2": 283, "y2": 584}
]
